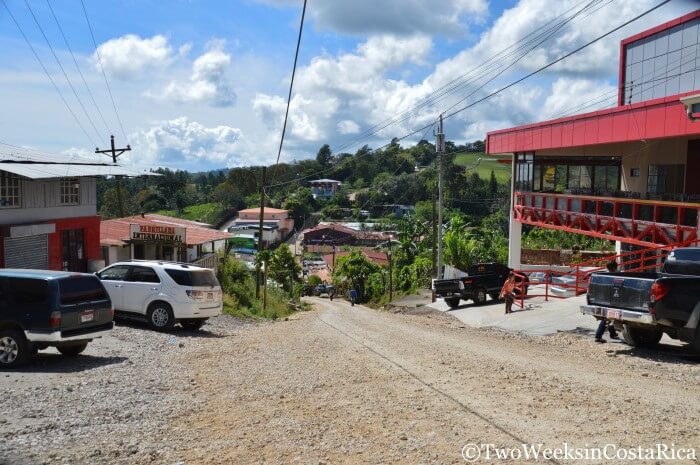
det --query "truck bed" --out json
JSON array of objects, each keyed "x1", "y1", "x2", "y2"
[{"x1": 586, "y1": 271, "x2": 658, "y2": 312}]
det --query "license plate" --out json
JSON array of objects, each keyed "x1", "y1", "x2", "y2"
[
  {"x1": 207, "y1": 292, "x2": 214, "y2": 300},
  {"x1": 607, "y1": 309, "x2": 621, "y2": 320},
  {"x1": 81, "y1": 311, "x2": 94, "y2": 323}
]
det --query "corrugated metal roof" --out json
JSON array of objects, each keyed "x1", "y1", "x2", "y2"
[
  {"x1": 0, "y1": 145, "x2": 156, "y2": 179},
  {"x1": 101, "y1": 214, "x2": 234, "y2": 247},
  {"x1": 0, "y1": 162, "x2": 154, "y2": 179}
]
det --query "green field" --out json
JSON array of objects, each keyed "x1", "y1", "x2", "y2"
[
  {"x1": 453, "y1": 152, "x2": 511, "y2": 183},
  {"x1": 157, "y1": 202, "x2": 224, "y2": 225}
]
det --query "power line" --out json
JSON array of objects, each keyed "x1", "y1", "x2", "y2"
[
  {"x1": 269, "y1": 0, "x2": 307, "y2": 188},
  {"x1": 45, "y1": 0, "x2": 112, "y2": 135},
  {"x1": 81, "y1": 0, "x2": 128, "y2": 143},
  {"x1": 1, "y1": 0, "x2": 97, "y2": 147},
  {"x1": 23, "y1": 0, "x2": 103, "y2": 142}
]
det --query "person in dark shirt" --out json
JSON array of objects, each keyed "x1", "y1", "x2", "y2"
[{"x1": 595, "y1": 260, "x2": 620, "y2": 343}]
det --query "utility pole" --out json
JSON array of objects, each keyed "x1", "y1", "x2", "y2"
[
  {"x1": 431, "y1": 187, "x2": 437, "y2": 302},
  {"x1": 436, "y1": 114, "x2": 445, "y2": 280},
  {"x1": 388, "y1": 239, "x2": 393, "y2": 302},
  {"x1": 95, "y1": 135, "x2": 131, "y2": 218},
  {"x1": 256, "y1": 167, "x2": 266, "y2": 300}
]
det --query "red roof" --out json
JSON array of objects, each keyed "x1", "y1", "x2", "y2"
[
  {"x1": 307, "y1": 223, "x2": 357, "y2": 235},
  {"x1": 323, "y1": 248, "x2": 389, "y2": 268},
  {"x1": 101, "y1": 214, "x2": 233, "y2": 247}
]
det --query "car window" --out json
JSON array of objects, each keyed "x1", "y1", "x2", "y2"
[
  {"x1": 59, "y1": 276, "x2": 109, "y2": 305},
  {"x1": 127, "y1": 266, "x2": 160, "y2": 283},
  {"x1": 165, "y1": 269, "x2": 219, "y2": 287},
  {"x1": 98, "y1": 265, "x2": 130, "y2": 281},
  {"x1": 6, "y1": 278, "x2": 50, "y2": 310}
]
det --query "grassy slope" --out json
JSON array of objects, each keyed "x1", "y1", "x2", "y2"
[
  {"x1": 157, "y1": 202, "x2": 223, "y2": 225},
  {"x1": 453, "y1": 152, "x2": 511, "y2": 183}
]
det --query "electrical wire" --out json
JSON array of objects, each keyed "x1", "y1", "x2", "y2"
[
  {"x1": 269, "y1": 0, "x2": 307, "y2": 188},
  {"x1": 81, "y1": 0, "x2": 128, "y2": 143},
  {"x1": 45, "y1": 0, "x2": 112, "y2": 135},
  {"x1": 23, "y1": 0, "x2": 103, "y2": 142},
  {"x1": 0, "y1": 0, "x2": 97, "y2": 147}
]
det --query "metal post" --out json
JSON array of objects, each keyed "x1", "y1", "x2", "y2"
[
  {"x1": 388, "y1": 239, "x2": 393, "y2": 302},
  {"x1": 256, "y1": 167, "x2": 266, "y2": 299},
  {"x1": 436, "y1": 114, "x2": 445, "y2": 280}
]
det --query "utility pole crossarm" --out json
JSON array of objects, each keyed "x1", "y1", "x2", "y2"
[{"x1": 95, "y1": 134, "x2": 131, "y2": 164}]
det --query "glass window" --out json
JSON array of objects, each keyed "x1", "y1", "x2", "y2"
[
  {"x1": 7, "y1": 278, "x2": 49, "y2": 306},
  {"x1": 541, "y1": 165, "x2": 556, "y2": 191},
  {"x1": 165, "y1": 269, "x2": 219, "y2": 287},
  {"x1": 98, "y1": 265, "x2": 130, "y2": 281},
  {"x1": 648, "y1": 164, "x2": 685, "y2": 195},
  {"x1": 127, "y1": 266, "x2": 160, "y2": 283},
  {"x1": 59, "y1": 276, "x2": 108, "y2": 305},
  {"x1": 60, "y1": 178, "x2": 80, "y2": 205},
  {"x1": 0, "y1": 170, "x2": 21, "y2": 208}
]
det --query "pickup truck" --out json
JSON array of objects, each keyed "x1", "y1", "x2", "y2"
[
  {"x1": 581, "y1": 247, "x2": 700, "y2": 352},
  {"x1": 0, "y1": 270, "x2": 114, "y2": 367},
  {"x1": 433, "y1": 263, "x2": 528, "y2": 308}
]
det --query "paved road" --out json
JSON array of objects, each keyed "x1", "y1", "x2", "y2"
[{"x1": 174, "y1": 298, "x2": 700, "y2": 464}]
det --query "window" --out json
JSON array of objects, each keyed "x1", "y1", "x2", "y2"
[
  {"x1": 60, "y1": 178, "x2": 80, "y2": 205},
  {"x1": 165, "y1": 269, "x2": 219, "y2": 287},
  {"x1": 648, "y1": 164, "x2": 685, "y2": 195},
  {"x1": 98, "y1": 265, "x2": 130, "y2": 281},
  {"x1": 0, "y1": 170, "x2": 21, "y2": 208},
  {"x1": 128, "y1": 266, "x2": 160, "y2": 283},
  {"x1": 59, "y1": 276, "x2": 108, "y2": 305}
]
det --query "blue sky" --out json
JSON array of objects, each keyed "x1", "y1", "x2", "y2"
[{"x1": 0, "y1": 0, "x2": 697, "y2": 171}]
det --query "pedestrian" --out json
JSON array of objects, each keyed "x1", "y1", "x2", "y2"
[
  {"x1": 595, "y1": 260, "x2": 620, "y2": 343},
  {"x1": 349, "y1": 287, "x2": 357, "y2": 306},
  {"x1": 499, "y1": 272, "x2": 517, "y2": 314},
  {"x1": 329, "y1": 287, "x2": 334, "y2": 301}
]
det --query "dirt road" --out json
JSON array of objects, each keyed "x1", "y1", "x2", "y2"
[{"x1": 175, "y1": 298, "x2": 700, "y2": 464}]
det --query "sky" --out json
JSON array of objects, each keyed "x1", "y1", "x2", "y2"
[{"x1": 0, "y1": 0, "x2": 697, "y2": 172}]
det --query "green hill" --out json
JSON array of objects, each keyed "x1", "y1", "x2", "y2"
[{"x1": 453, "y1": 152, "x2": 510, "y2": 183}]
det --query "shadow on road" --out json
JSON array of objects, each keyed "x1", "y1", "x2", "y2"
[
  {"x1": 114, "y1": 318, "x2": 224, "y2": 339},
  {"x1": 8, "y1": 354, "x2": 128, "y2": 374}
]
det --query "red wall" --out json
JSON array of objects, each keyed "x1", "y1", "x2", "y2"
[{"x1": 0, "y1": 215, "x2": 100, "y2": 271}]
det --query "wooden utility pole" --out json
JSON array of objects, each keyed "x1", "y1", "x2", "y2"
[
  {"x1": 255, "y1": 167, "x2": 266, "y2": 299},
  {"x1": 388, "y1": 238, "x2": 393, "y2": 302},
  {"x1": 436, "y1": 114, "x2": 445, "y2": 280},
  {"x1": 431, "y1": 187, "x2": 437, "y2": 302},
  {"x1": 95, "y1": 135, "x2": 131, "y2": 217}
]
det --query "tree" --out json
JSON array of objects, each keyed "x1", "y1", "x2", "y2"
[
  {"x1": 269, "y1": 245, "x2": 301, "y2": 292},
  {"x1": 316, "y1": 144, "x2": 333, "y2": 168},
  {"x1": 333, "y1": 251, "x2": 380, "y2": 303},
  {"x1": 99, "y1": 187, "x2": 134, "y2": 218}
]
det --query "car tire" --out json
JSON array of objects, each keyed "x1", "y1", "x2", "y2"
[
  {"x1": 0, "y1": 329, "x2": 30, "y2": 368},
  {"x1": 57, "y1": 342, "x2": 88, "y2": 357},
  {"x1": 147, "y1": 301, "x2": 175, "y2": 332},
  {"x1": 473, "y1": 288, "x2": 487, "y2": 305},
  {"x1": 621, "y1": 324, "x2": 663, "y2": 348},
  {"x1": 445, "y1": 297, "x2": 461, "y2": 309},
  {"x1": 181, "y1": 319, "x2": 207, "y2": 331}
]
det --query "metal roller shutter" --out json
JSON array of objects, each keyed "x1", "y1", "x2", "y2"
[{"x1": 4, "y1": 235, "x2": 49, "y2": 269}]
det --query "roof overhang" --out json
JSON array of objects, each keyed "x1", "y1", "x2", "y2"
[
  {"x1": 0, "y1": 162, "x2": 157, "y2": 179},
  {"x1": 486, "y1": 91, "x2": 700, "y2": 155}
]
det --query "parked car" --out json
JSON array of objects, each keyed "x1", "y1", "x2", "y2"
[
  {"x1": 97, "y1": 261, "x2": 222, "y2": 332},
  {"x1": 550, "y1": 270, "x2": 594, "y2": 297},
  {"x1": 301, "y1": 284, "x2": 314, "y2": 296},
  {"x1": 0, "y1": 270, "x2": 114, "y2": 368},
  {"x1": 528, "y1": 271, "x2": 552, "y2": 284},
  {"x1": 582, "y1": 247, "x2": 700, "y2": 352},
  {"x1": 314, "y1": 284, "x2": 327, "y2": 296},
  {"x1": 432, "y1": 263, "x2": 529, "y2": 308}
]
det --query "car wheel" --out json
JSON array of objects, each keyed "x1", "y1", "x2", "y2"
[
  {"x1": 473, "y1": 288, "x2": 487, "y2": 305},
  {"x1": 147, "y1": 302, "x2": 175, "y2": 332},
  {"x1": 445, "y1": 297, "x2": 461, "y2": 308},
  {"x1": 181, "y1": 319, "x2": 207, "y2": 331},
  {"x1": 57, "y1": 342, "x2": 88, "y2": 357},
  {"x1": 621, "y1": 324, "x2": 663, "y2": 348},
  {"x1": 0, "y1": 329, "x2": 29, "y2": 368}
]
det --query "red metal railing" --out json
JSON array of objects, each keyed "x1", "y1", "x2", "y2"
[{"x1": 514, "y1": 192, "x2": 700, "y2": 247}]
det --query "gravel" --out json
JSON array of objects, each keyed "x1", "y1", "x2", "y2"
[{"x1": 2, "y1": 300, "x2": 699, "y2": 465}]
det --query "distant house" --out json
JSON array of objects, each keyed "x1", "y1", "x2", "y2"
[
  {"x1": 227, "y1": 207, "x2": 294, "y2": 245},
  {"x1": 371, "y1": 204, "x2": 415, "y2": 218},
  {"x1": 309, "y1": 179, "x2": 341, "y2": 198},
  {"x1": 302, "y1": 222, "x2": 393, "y2": 252}
]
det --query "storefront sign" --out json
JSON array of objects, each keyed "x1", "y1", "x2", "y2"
[{"x1": 129, "y1": 224, "x2": 185, "y2": 244}]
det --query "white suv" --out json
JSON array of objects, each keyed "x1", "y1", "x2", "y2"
[{"x1": 96, "y1": 261, "x2": 223, "y2": 331}]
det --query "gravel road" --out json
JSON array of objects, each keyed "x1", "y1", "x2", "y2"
[{"x1": 2, "y1": 298, "x2": 699, "y2": 464}]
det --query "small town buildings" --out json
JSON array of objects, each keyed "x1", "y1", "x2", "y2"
[
  {"x1": 302, "y1": 222, "x2": 394, "y2": 252},
  {"x1": 487, "y1": 10, "x2": 700, "y2": 268},
  {"x1": 227, "y1": 207, "x2": 293, "y2": 245},
  {"x1": 0, "y1": 146, "x2": 149, "y2": 271},
  {"x1": 370, "y1": 204, "x2": 415, "y2": 218},
  {"x1": 309, "y1": 179, "x2": 341, "y2": 198},
  {"x1": 100, "y1": 214, "x2": 233, "y2": 269}
]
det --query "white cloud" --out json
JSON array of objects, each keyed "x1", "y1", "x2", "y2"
[
  {"x1": 95, "y1": 34, "x2": 172, "y2": 78},
  {"x1": 150, "y1": 41, "x2": 236, "y2": 107},
  {"x1": 127, "y1": 117, "x2": 246, "y2": 169},
  {"x1": 541, "y1": 78, "x2": 617, "y2": 120},
  {"x1": 257, "y1": 0, "x2": 488, "y2": 37},
  {"x1": 337, "y1": 120, "x2": 360, "y2": 135}
]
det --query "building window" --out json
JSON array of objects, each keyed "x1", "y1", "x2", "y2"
[
  {"x1": 648, "y1": 164, "x2": 685, "y2": 195},
  {"x1": 0, "y1": 170, "x2": 21, "y2": 208},
  {"x1": 60, "y1": 178, "x2": 80, "y2": 205}
]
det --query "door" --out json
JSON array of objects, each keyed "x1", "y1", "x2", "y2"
[
  {"x1": 4, "y1": 235, "x2": 48, "y2": 269},
  {"x1": 61, "y1": 229, "x2": 86, "y2": 272},
  {"x1": 96, "y1": 265, "x2": 130, "y2": 310},
  {"x1": 122, "y1": 266, "x2": 162, "y2": 314}
]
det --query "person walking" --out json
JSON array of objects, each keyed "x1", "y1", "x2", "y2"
[
  {"x1": 499, "y1": 272, "x2": 517, "y2": 314},
  {"x1": 349, "y1": 287, "x2": 357, "y2": 306},
  {"x1": 328, "y1": 287, "x2": 334, "y2": 301},
  {"x1": 595, "y1": 260, "x2": 620, "y2": 343}
]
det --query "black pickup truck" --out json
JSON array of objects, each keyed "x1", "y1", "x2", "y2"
[
  {"x1": 581, "y1": 247, "x2": 700, "y2": 352},
  {"x1": 433, "y1": 263, "x2": 527, "y2": 308},
  {"x1": 0, "y1": 270, "x2": 114, "y2": 367}
]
